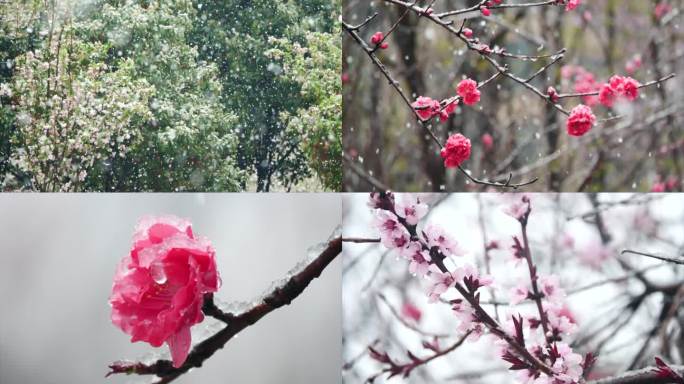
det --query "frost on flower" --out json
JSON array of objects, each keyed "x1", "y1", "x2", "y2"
[{"x1": 109, "y1": 215, "x2": 219, "y2": 368}]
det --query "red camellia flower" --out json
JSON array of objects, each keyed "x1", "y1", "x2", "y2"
[
  {"x1": 441, "y1": 133, "x2": 472, "y2": 168},
  {"x1": 109, "y1": 216, "x2": 220, "y2": 368},
  {"x1": 598, "y1": 83, "x2": 617, "y2": 107},
  {"x1": 456, "y1": 78, "x2": 481, "y2": 106},
  {"x1": 566, "y1": 104, "x2": 596, "y2": 136},
  {"x1": 412, "y1": 96, "x2": 441, "y2": 121},
  {"x1": 609, "y1": 75, "x2": 640, "y2": 101},
  {"x1": 370, "y1": 32, "x2": 388, "y2": 49},
  {"x1": 599, "y1": 75, "x2": 640, "y2": 107}
]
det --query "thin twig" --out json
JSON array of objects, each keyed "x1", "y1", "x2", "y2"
[{"x1": 621, "y1": 250, "x2": 684, "y2": 265}]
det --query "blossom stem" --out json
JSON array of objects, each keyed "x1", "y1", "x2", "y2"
[{"x1": 520, "y1": 217, "x2": 552, "y2": 344}]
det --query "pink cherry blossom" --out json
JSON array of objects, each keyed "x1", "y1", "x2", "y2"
[
  {"x1": 401, "y1": 241, "x2": 431, "y2": 276},
  {"x1": 539, "y1": 275, "x2": 564, "y2": 302},
  {"x1": 456, "y1": 263, "x2": 493, "y2": 290},
  {"x1": 551, "y1": 343, "x2": 584, "y2": 382},
  {"x1": 547, "y1": 86, "x2": 560, "y2": 103},
  {"x1": 373, "y1": 210, "x2": 410, "y2": 249},
  {"x1": 424, "y1": 223, "x2": 462, "y2": 257},
  {"x1": 509, "y1": 283, "x2": 530, "y2": 305},
  {"x1": 394, "y1": 194, "x2": 428, "y2": 225},
  {"x1": 504, "y1": 194, "x2": 531, "y2": 221},
  {"x1": 427, "y1": 265, "x2": 455, "y2": 302},
  {"x1": 455, "y1": 307, "x2": 485, "y2": 340},
  {"x1": 559, "y1": 232, "x2": 575, "y2": 249},
  {"x1": 547, "y1": 305, "x2": 578, "y2": 335},
  {"x1": 110, "y1": 215, "x2": 220, "y2": 368},
  {"x1": 370, "y1": 32, "x2": 388, "y2": 49}
]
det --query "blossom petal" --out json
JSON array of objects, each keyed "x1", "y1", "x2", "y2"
[{"x1": 167, "y1": 326, "x2": 192, "y2": 368}]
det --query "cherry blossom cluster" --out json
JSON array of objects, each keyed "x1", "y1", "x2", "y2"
[
  {"x1": 560, "y1": 66, "x2": 648, "y2": 137},
  {"x1": 367, "y1": 193, "x2": 591, "y2": 383}
]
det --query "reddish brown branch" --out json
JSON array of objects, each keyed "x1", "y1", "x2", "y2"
[{"x1": 367, "y1": 332, "x2": 471, "y2": 382}]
